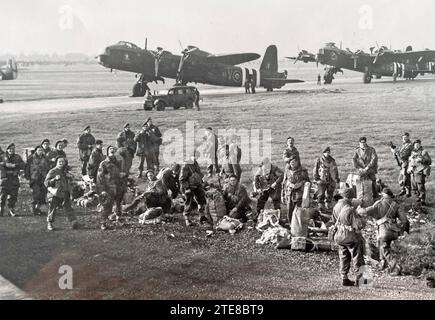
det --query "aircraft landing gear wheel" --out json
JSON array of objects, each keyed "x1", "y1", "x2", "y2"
[
  {"x1": 173, "y1": 105, "x2": 180, "y2": 110},
  {"x1": 156, "y1": 101, "x2": 166, "y2": 111},
  {"x1": 363, "y1": 72, "x2": 372, "y2": 84}
]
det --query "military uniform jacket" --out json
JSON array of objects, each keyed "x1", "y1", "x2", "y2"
[
  {"x1": 25, "y1": 153, "x2": 50, "y2": 183},
  {"x1": 146, "y1": 125, "x2": 163, "y2": 149},
  {"x1": 363, "y1": 198, "x2": 408, "y2": 227},
  {"x1": 352, "y1": 146, "x2": 378, "y2": 174},
  {"x1": 409, "y1": 147, "x2": 431, "y2": 176},
  {"x1": 117, "y1": 130, "x2": 137, "y2": 155},
  {"x1": 313, "y1": 155, "x2": 339, "y2": 183},
  {"x1": 282, "y1": 147, "x2": 300, "y2": 164},
  {"x1": 47, "y1": 149, "x2": 69, "y2": 169},
  {"x1": 254, "y1": 164, "x2": 283, "y2": 198},
  {"x1": 0, "y1": 153, "x2": 25, "y2": 187},
  {"x1": 396, "y1": 142, "x2": 413, "y2": 168},
  {"x1": 87, "y1": 149, "x2": 106, "y2": 179},
  {"x1": 223, "y1": 183, "x2": 250, "y2": 211},
  {"x1": 115, "y1": 147, "x2": 133, "y2": 174},
  {"x1": 96, "y1": 156, "x2": 124, "y2": 195},
  {"x1": 180, "y1": 161, "x2": 204, "y2": 191},
  {"x1": 282, "y1": 166, "x2": 310, "y2": 201},
  {"x1": 134, "y1": 130, "x2": 150, "y2": 156},
  {"x1": 77, "y1": 133, "x2": 96, "y2": 160},
  {"x1": 44, "y1": 167, "x2": 72, "y2": 199}
]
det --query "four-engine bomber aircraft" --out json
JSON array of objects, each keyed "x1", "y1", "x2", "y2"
[
  {"x1": 97, "y1": 41, "x2": 303, "y2": 96},
  {"x1": 290, "y1": 42, "x2": 435, "y2": 84},
  {"x1": 0, "y1": 58, "x2": 18, "y2": 80}
]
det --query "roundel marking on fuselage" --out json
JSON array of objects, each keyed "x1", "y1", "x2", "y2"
[{"x1": 233, "y1": 70, "x2": 241, "y2": 82}]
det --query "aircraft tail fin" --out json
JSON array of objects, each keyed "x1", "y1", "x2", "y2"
[{"x1": 260, "y1": 45, "x2": 278, "y2": 73}]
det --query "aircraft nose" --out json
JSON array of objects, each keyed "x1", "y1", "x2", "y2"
[{"x1": 96, "y1": 53, "x2": 109, "y2": 66}]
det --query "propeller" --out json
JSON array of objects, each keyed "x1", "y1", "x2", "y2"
[
  {"x1": 149, "y1": 46, "x2": 165, "y2": 78},
  {"x1": 176, "y1": 41, "x2": 198, "y2": 83}
]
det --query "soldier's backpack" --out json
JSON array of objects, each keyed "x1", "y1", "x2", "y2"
[
  {"x1": 356, "y1": 178, "x2": 374, "y2": 207},
  {"x1": 206, "y1": 189, "x2": 227, "y2": 225}
]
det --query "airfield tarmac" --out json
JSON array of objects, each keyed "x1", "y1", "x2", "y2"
[{"x1": 0, "y1": 64, "x2": 434, "y2": 299}]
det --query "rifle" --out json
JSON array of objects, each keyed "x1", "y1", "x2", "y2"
[{"x1": 388, "y1": 142, "x2": 402, "y2": 168}]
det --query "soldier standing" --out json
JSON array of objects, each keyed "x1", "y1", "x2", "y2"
[
  {"x1": 254, "y1": 157, "x2": 284, "y2": 213},
  {"x1": 96, "y1": 146, "x2": 127, "y2": 229},
  {"x1": 179, "y1": 153, "x2": 208, "y2": 226},
  {"x1": 244, "y1": 79, "x2": 251, "y2": 94},
  {"x1": 193, "y1": 87, "x2": 201, "y2": 110},
  {"x1": 408, "y1": 139, "x2": 431, "y2": 206},
  {"x1": 135, "y1": 123, "x2": 150, "y2": 178},
  {"x1": 25, "y1": 145, "x2": 50, "y2": 215},
  {"x1": 331, "y1": 188, "x2": 365, "y2": 286},
  {"x1": 77, "y1": 125, "x2": 96, "y2": 176},
  {"x1": 352, "y1": 137, "x2": 379, "y2": 199},
  {"x1": 358, "y1": 188, "x2": 409, "y2": 275},
  {"x1": 117, "y1": 123, "x2": 136, "y2": 156},
  {"x1": 87, "y1": 140, "x2": 105, "y2": 183},
  {"x1": 0, "y1": 144, "x2": 26, "y2": 217},
  {"x1": 390, "y1": 133, "x2": 413, "y2": 197},
  {"x1": 228, "y1": 135, "x2": 242, "y2": 182},
  {"x1": 282, "y1": 137, "x2": 300, "y2": 169},
  {"x1": 313, "y1": 147, "x2": 339, "y2": 212},
  {"x1": 144, "y1": 118, "x2": 162, "y2": 173},
  {"x1": 44, "y1": 156, "x2": 78, "y2": 231},
  {"x1": 282, "y1": 156, "x2": 310, "y2": 224}
]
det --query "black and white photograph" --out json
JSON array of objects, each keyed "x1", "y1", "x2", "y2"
[{"x1": 0, "y1": 0, "x2": 434, "y2": 305}]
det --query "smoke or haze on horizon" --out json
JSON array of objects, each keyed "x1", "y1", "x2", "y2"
[{"x1": 2, "y1": 0, "x2": 434, "y2": 56}]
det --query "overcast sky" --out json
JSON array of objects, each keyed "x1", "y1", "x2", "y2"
[{"x1": 2, "y1": 0, "x2": 434, "y2": 56}]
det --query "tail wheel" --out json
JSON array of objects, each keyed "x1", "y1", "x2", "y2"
[{"x1": 156, "y1": 101, "x2": 166, "y2": 111}]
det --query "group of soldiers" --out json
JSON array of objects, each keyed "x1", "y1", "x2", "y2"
[{"x1": 0, "y1": 126, "x2": 432, "y2": 285}]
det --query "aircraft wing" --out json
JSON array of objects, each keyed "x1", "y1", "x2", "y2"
[
  {"x1": 263, "y1": 78, "x2": 304, "y2": 87},
  {"x1": 206, "y1": 53, "x2": 261, "y2": 65},
  {"x1": 375, "y1": 50, "x2": 435, "y2": 64}
]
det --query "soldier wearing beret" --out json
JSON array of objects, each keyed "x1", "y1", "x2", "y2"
[
  {"x1": 0, "y1": 143, "x2": 26, "y2": 216},
  {"x1": 331, "y1": 187, "x2": 365, "y2": 286},
  {"x1": 117, "y1": 123, "x2": 136, "y2": 157},
  {"x1": 87, "y1": 140, "x2": 105, "y2": 183},
  {"x1": 77, "y1": 125, "x2": 96, "y2": 176},
  {"x1": 358, "y1": 188, "x2": 409, "y2": 275},
  {"x1": 135, "y1": 118, "x2": 162, "y2": 178},
  {"x1": 25, "y1": 145, "x2": 50, "y2": 215},
  {"x1": 41, "y1": 139, "x2": 53, "y2": 158}
]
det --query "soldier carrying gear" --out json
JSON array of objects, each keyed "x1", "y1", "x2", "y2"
[
  {"x1": 44, "y1": 156, "x2": 78, "y2": 231},
  {"x1": 25, "y1": 145, "x2": 50, "y2": 215},
  {"x1": 358, "y1": 188, "x2": 409, "y2": 275},
  {"x1": 0, "y1": 143, "x2": 26, "y2": 217},
  {"x1": 96, "y1": 146, "x2": 127, "y2": 230},
  {"x1": 282, "y1": 137, "x2": 300, "y2": 170},
  {"x1": 331, "y1": 188, "x2": 365, "y2": 287},
  {"x1": 77, "y1": 125, "x2": 96, "y2": 176},
  {"x1": 282, "y1": 155, "x2": 310, "y2": 225},
  {"x1": 313, "y1": 146, "x2": 339, "y2": 212},
  {"x1": 352, "y1": 137, "x2": 379, "y2": 199},
  {"x1": 223, "y1": 174, "x2": 250, "y2": 222},
  {"x1": 390, "y1": 132, "x2": 413, "y2": 197},
  {"x1": 117, "y1": 123, "x2": 136, "y2": 157},
  {"x1": 179, "y1": 153, "x2": 208, "y2": 227},
  {"x1": 254, "y1": 157, "x2": 284, "y2": 214},
  {"x1": 407, "y1": 139, "x2": 431, "y2": 206}
]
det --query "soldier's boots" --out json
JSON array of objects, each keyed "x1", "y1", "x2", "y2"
[
  {"x1": 184, "y1": 216, "x2": 193, "y2": 227},
  {"x1": 9, "y1": 208, "x2": 17, "y2": 217},
  {"x1": 342, "y1": 279, "x2": 355, "y2": 287},
  {"x1": 47, "y1": 222, "x2": 54, "y2": 231}
]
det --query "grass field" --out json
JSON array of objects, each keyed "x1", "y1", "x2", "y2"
[{"x1": 0, "y1": 65, "x2": 434, "y2": 299}]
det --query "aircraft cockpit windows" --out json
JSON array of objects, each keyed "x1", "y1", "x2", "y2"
[{"x1": 116, "y1": 41, "x2": 140, "y2": 50}]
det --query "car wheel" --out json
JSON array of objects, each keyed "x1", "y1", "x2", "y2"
[{"x1": 156, "y1": 101, "x2": 166, "y2": 111}]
